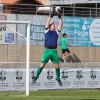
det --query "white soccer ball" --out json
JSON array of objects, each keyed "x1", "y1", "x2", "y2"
[{"x1": 55, "y1": 6, "x2": 61, "y2": 12}]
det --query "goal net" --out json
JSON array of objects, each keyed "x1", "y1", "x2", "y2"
[{"x1": 0, "y1": 21, "x2": 30, "y2": 96}]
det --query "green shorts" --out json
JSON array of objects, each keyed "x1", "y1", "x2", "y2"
[{"x1": 41, "y1": 48, "x2": 59, "y2": 64}]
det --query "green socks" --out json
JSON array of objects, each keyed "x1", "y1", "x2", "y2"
[
  {"x1": 55, "y1": 68, "x2": 60, "y2": 80},
  {"x1": 35, "y1": 66, "x2": 60, "y2": 80},
  {"x1": 35, "y1": 66, "x2": 43, "y2": 78}
]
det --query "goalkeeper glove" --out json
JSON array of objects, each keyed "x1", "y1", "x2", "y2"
[
  {"x1": 57, "y1": 10, "x2": 62, "y2": 19},
  {"x1": 50, "y1": 7, "x2": 55, "y2": 18}
]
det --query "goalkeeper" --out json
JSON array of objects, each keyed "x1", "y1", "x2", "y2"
[{"x1": 32, "y1": 8, "x2": 63, "y2": 86}]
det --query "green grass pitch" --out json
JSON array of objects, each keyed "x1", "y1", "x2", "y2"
[{"x1": 0, "y1": 90, "x2": 100, "y2": 100}]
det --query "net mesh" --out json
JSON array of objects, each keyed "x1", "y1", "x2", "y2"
[{"x1": 0, "y1": 23, "x2": 28, "y2": 95}]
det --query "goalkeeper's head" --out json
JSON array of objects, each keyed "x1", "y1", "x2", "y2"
[{"x1": 49, "y1": 22, "x2": 55, "y2": 31}]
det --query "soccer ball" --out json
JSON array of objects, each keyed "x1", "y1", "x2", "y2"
[{"x1": 55, "y1": 6, "x2": 61, "y2": 13}]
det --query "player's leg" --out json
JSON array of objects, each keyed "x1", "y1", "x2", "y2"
[
  {"x1": 32, "y1": 49, "x2": 51, "y2": 84},
  {"x1": 32, "y1": 63, "x2": 45, "y2": 84},
  {"x1": 54, "y1": 64, "x2": 62, "y2": 86},
  {"x1": 65, "y1": 48, "x2": 70, "y2": 60},
  {"x1": 62, "y1": 49, "x2": 67, "y2": 62},
  {"x1": 51, "y1": 49, "x2": 62, "y2": 86},
  {"x1": 35, "y1": 63, "x2": 45, "y2": 79},
  {"x1": 62, "y1": 48, "x2": 70, "y2": 62}
]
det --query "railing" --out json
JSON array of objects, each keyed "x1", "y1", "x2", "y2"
[{"x1": 0, "y1": 2, "x2": 99, "y2": 17}]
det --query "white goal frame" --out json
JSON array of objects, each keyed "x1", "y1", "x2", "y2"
[{"x1": 0, "y1": 21, "x2": 30, "y2": 96}]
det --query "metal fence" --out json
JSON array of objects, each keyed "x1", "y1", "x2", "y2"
[{"x1": 0, "y1": 2, "x2": 100, "y2": 18}]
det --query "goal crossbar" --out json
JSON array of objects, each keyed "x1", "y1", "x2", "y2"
[
  {"x1": 0, "y1": 20, "x2": 30, "y2": 96},
  {"x1": 0, "y1": 20, "x2": 30, "y2": 24}
]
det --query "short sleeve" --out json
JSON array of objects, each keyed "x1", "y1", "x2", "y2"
[
  {"x1": 56, "y1": 29, "x2": 60, "y2": 35},
  {"x1": 45, "y1": 28, "x2": 49, "y2": 34}
]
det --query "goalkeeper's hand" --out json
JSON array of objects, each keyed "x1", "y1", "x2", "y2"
[
  {"x1": 57, "y1": 9, "x2": 62, "y2": 19},
  {"x1": 50, "y1": 7, "x2": 55, "y2": 18}
]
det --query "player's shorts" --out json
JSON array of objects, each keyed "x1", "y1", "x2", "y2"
[
  {"x1": 41, "y1": 48, "x2": 59, "y2": 64},
  {"x1": 62, "y1": 48, "x2": 70, "y2": 54}
]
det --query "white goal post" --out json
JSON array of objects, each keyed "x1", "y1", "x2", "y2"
[{"x1": 0, "y1": 21, "x2": 30, "y2": 96}]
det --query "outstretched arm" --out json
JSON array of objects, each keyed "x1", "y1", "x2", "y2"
[
  {"x1": 57, "y1": 18, "x2": 63, "y2": 32},
  {"x1": 45, "y1": 17, "x2": 52, "y2": 28},
  {"x1": 45, "y1": 10, "x2": 55, "y2": 28}
]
